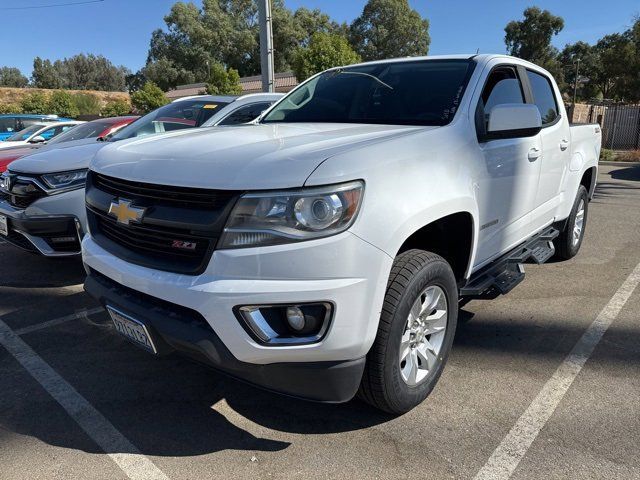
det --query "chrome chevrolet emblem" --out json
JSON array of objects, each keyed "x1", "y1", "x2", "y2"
[{"x1": 108, "y1": 199, "x2": 145, "y2": 225}]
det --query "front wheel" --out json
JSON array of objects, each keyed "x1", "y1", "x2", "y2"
[
  {"x1": 554, "y1": 185, "x2": 589, "y2": 260},
  {"x1": 358, "y1": 250, "x2": 458, "y2": 415}
]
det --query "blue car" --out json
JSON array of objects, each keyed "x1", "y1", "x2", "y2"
[{"x1": 0, "y1": 114, "x2": 75, "y2": 141}]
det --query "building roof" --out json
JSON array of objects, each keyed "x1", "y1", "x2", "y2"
[{"x1": 165, "y1": 72, "x2": 298, "y2": 100}]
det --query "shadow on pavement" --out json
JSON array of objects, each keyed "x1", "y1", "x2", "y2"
[
  {"x1": 609, "y1": 164, "x2": 640, "y2": 182},
  {"x1": 0, "y1": 246, "x2": 86, "y2": 288}
]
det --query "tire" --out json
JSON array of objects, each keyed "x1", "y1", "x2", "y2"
[
  {"x1": 554, "y1": 185, "x2": 589, "y2": 260},
  {"x1": 358, "y1": 249, "x2": 458, "y2": 415}
]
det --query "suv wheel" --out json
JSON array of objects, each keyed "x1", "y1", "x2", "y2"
[
  {"x1": 555, "y1": 185, "x2": 589, "y2": 260},
  {"x1": 358, "y1": 249, "x2": 458, "y2": 414}
]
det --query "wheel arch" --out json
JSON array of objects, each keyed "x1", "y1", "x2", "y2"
[{"x1": 396, "y1": 211, "x2": 475, "y2": 284}]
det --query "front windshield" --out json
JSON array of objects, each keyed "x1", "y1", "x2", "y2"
[
  {"x1": 46, "y1": 121, "x2": 111, "y2": 144},
  {"x1": 111, "y1": 99, "x2": 229, "y2": 141},
  {"x1": 6, "y1": 124, "x2": 42, "y2": 142},
  {"x1": 262, "y1": 59, "x2": 475, "y2": 126}
]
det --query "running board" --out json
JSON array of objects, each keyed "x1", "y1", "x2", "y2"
[{"x1": 460, "y1": 227, "x2": 559, "y2": 300}]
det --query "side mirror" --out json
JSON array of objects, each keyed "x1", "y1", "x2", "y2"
[
  {"x1": 29, "y1": 135, "x2": 46, "y2": 144},
  {"x1": 485, "y1": 104, "x2": 542, "y2": 141}
]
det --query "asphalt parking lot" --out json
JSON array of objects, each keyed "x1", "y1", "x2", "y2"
[{"x1": 1, "y1": 163, "x2": 639, "y2": 480}]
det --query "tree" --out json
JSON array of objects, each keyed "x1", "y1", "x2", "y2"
[
  {"x1": 48, "y1": 90, "x2": 80, "y2": 117},
  {"x1": 0, "y1": 67, "x2": 28, "y2": 88},
  {"x1": 206, "y1": 62, "x2": 242, "y2": 95},
  {"x1": 72, "y1": 93, "x2": 102, "y2": 116},
  {"x1": 144, "y1": 1, "x2": 355, "y2": 90},
  {"x1": 130, "y1": 82, "x2": 169, "y2": 113},
  {"x1": 32, "y1": 54, "x2": 129, "y2": 91},
  {"x1": 20, "y1": 92, "x2": 50, "y2": 114},
  {"x1": 504, "y1": 7, "x2": 564, "y2": 80},
  {"x1": 350, "y1": 0, "x2": 430, "y2": 61},
  {"x1": 32, "y1": 57, "x2": 63, "y2": 89},
  {"x1": 101, "y1": 99, "x2": 131, "y2": 117},
  {"x1": 592, "y1": 33, "x2": 636, "y2": 100},
  {"x1": 293, "y1": 32, "x2": 361, "y2": 81},
  {"x1": 559, "y1": 42, "x2": 600, "y2": 102}
]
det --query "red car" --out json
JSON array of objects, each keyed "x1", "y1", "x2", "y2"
[{"x1": 0, "y1": 116, "x2": 138, "y2": 173}]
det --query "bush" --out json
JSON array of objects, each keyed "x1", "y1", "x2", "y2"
[
  {"x1": 599, "y1": 149, "x2": 615, "y2": 162},
  {"x1": 72, "y1": 93, "x2": 102, "y2": 116},
  {"x1": 48, "y1": 90, "x2": 80, "y2": 118},
  {"x1": 0, "y1": 103, "x2": 23, "y2": 114},
  {"x1": 20, "y1": 92, "x2": 50, "y2": 114},
  {"x1": 101, "y1": 99, "x2": 131, "y2": 117},
  {"x1": 617, "y1": 150, "x2": 640, "y2": 162},
  {"x1": 130, "y1": 82, "x2": 168, "y2": 113}
]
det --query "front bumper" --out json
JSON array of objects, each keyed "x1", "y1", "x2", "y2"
[
  {"x1": 0, "y1": 199, "x2": 83, "y2": 256},
  {"x1": 82, "y1": 231, "x2": 393, "y2": 401},
  {"x1": 85, "y1": 269, "x2": 365, "y2": 402}
]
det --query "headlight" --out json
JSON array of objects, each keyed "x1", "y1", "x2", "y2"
[
  {"x1": 220, "y1": 180, "x2": 364, "y2": 248},
  {"x1": 41, "y1": 169, "x2": 88, "y2": 190}
]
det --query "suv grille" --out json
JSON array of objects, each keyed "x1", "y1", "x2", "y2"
[
  {"x1": 86, "y1": 172, "x2": 240, "y2": 275},
  {"x1": 0, "y1": 175, "x2": 47, "y2": 209}
]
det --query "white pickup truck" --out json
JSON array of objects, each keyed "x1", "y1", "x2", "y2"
[{"x1": 82, "y1": 55, "x2": 601, "y2": 414}]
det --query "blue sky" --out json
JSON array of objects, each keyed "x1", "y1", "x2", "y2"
[{"x1": 1, "y1": 0, "x2": 638, "y2": 78}]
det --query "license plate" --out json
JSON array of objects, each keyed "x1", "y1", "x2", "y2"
[
  {"x1": 0, "y1": 215, "x2": 7, "y2": 237},
  {"x1": 107, "y1": 306, "x2": 157, "y2": 354}
]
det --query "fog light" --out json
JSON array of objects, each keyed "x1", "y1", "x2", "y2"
[
  {"x1": 51, "y1": 236, "x2": 77, "y2": 243},
  {"x1": 286, "y1": 306, "x2": 306, "y2": 331},
  {"x1": 236, "y1": 302, "x2": 333, "y2": 346}
]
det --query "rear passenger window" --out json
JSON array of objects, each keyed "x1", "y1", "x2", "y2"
[{"x1": 526, "y1": 70, "x2": 559, "y2": 125}]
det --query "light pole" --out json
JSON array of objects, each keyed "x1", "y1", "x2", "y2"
[{"x1": 258, "y1": 0, "x2": 275, "y2": 93}]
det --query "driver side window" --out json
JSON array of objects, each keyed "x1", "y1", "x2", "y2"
[{"x1": 476, "y1": 67, "x2": 525, "y2": 136}]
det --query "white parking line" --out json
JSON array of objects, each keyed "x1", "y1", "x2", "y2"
[
  {"x1": 0, "y1": 319, "x2": 169, "y2": 480},
  {"x1": 13, "y1": 307, "x2": 104, "y2": 336},
  {"x1": 474, "y1": 260, "x2": 640, "y2": 480}
]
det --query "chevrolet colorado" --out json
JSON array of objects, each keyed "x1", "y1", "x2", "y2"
[{"x1": 82, "y1": 55, "x2": 601, "y2": 414}]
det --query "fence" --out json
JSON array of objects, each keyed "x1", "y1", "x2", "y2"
[{"x1": 571, "y1": 103, "x2": 640, "y2": 150}]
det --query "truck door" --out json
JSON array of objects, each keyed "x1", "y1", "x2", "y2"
[
  {"x1": 473, "y1": 65, "x2": 543, "y2": 267},
  {"x1": 525, "y1": 69, "x2": 570, "y2": 221}
]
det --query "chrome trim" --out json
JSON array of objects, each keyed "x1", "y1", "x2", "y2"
[
  {"x1": 14, "y1": 174, "x2": 85, "y2": 196},
  {"x1": 237, "y1": 302, "x2": 333, "y2": 346},
  {"x1": 12, "y1": 229, "x2": 80, "y2": 257}
]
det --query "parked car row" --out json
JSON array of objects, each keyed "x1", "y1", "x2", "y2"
[{"x1": 0, "y1": 56, "x2": 601, "y2": 414}]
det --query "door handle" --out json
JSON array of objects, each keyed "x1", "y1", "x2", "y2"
[
  {"x1": 560, "y1": 140, "x2": 569, "y2": 151},
  {"x1": 528, "y1": 147, "x2": 541, "y2": 161}
]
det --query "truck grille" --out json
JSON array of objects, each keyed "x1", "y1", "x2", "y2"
[{"x1": 86, "y1": 172, "x2": 240, "y2": 275}]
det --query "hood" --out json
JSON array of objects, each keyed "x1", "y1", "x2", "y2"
[
  {"x1": 91, "y1": 123, "x2": 427, "y2": 190},
  {"x1": 9, "y1": 141, "x2": 105, "y2": 174}
]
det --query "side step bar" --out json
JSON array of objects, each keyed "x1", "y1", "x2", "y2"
[{"x1": 460, "y1": 226, "x2": 559, "y2": 300}]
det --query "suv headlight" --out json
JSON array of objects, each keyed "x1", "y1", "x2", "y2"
[
  {"x1": 220, "y1": 180, "x2": 364, "y2": 248},
  {"x1": 41, "y1": 169, "x2": 88, "y2": 190}
]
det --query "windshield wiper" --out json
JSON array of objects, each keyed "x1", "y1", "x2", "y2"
[{"x1": 332, "y1": 69, "x2": 394, "y2": 90}]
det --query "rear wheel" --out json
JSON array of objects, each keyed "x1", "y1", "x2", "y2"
[
  {"x1": 555, "y1": 185, "x2": 589, "y2": 260},
  {"x1": 358, "y1": 250, "x2": 458, "y2": 414}
]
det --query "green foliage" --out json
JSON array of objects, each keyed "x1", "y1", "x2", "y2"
[
  {"x1": 560, "y1": 42, "x2": 601, "y2": 102},
  {"x1": 505, "y1": 7, "x2": 564, "y2": 81},
  {"x1": 20, "y1": 92, "x2": 50, "y2": 114},
  {"x1": 599, "y1": 149, "x2": 615, "y2": 162},
  {"x1": 101, "y1": 99, "x2": 132, "y2": 117},
  {"x1": 32, "y1": 54, "x2": 129, "y2": 91},
  {"x1": 0, "y1": 103, "x2": 23, "y2": 114},
  {"x1": 206, "y1": 62, "x2": 242, "y2": 95},
  {"x1": 350, "y1": 0, "x2": 430, "y2": 61},
  {"x1": 0, "y1": 67, "x2": 28, "y2": 88},
  {"x1": 48, "y1": 90, "x2": 80, "y2": 117},
  {"x1": 293, "y1": 32, "x2": 361, "y2": 81},
  {"x1": 72, "y1": 93, "x2": 102, "y2": 116},
  {"x1": 143, "y1": 0, "x2": 360, "y2": 90},
  {"x1": 130, "y1": 82, "x2": 169, "y2": 113}
]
